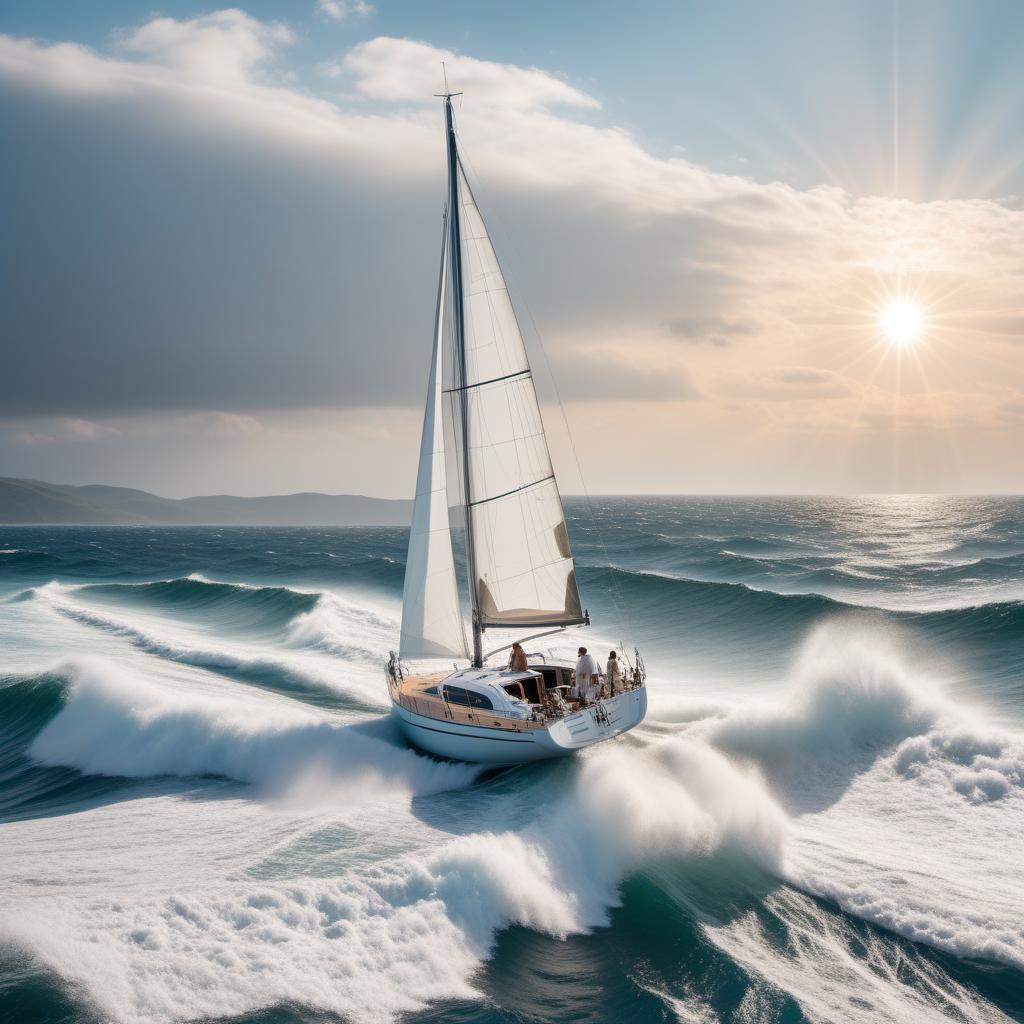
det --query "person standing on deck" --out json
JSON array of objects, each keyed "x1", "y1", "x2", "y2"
[
  {"x1": 507, "y1": 642, "x2": 528, "y2": 672},
  {"x1": 606, "y1": 650, "x2": 623, "y2": 696},
  {"x1": 574, "y1": 646, "x2": 600, "y2": 704}
]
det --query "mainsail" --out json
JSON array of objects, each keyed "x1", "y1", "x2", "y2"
[
  {"x1": 451, "y1": 162, "x2": 583, "y2": 632},
  {"x1": 399, "y1": 221, "x2": 469, "y2": 661},
  {"x1": 401, "y1": 95, "x2": 585, "y2": 667}
]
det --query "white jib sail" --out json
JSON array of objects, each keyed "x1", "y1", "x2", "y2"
[
  {"x1": 455, "y1": 163, "x2": 584, "y2": 628},
  {"x1": 400, "y1": 226, "x2": 469, "y2": 660}
]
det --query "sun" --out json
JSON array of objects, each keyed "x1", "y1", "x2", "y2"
[{"x1": 879, "y1": 299, "x2": 926, "y2": 347}]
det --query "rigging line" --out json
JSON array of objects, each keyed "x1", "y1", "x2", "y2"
[
  {"x1": 443, "y1": 368, "x2": 531, "y2": 394},
  {"x1": 468, "y1": 474, "x2": 555, "y2": 508},
  {"x1": 453, "y1": 136, "x2": 636, "y2": 644}
]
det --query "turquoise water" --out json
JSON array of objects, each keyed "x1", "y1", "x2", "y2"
[{"x1": 0, "y1": 496, "x2": 1022, "y2": 1023}]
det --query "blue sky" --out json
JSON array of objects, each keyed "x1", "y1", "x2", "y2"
[{"x1": 1, "y1": 2, "x2": 1022, "y2": 495}]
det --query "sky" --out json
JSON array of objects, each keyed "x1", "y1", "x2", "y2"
[{"x1": 1, "y1": 0, "x2": 1022, "y2": 497}]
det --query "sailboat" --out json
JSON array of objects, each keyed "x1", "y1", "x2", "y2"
[{"x1": 385, "y1": 94, "x2": 647, "y2": 765}]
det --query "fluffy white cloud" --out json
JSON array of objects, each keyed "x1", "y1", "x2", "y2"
[
  {"x1": 118, "y1": 10, "x2": 293, "y2": 86},
  {"x1": 342, "y1": 36, "x2": 599, "y2": 111},
  {"x1": 317, "y1": 0, "x2": 374, "y2": 23}
]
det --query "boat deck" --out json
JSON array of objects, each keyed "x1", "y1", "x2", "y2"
[
  {"x1": 387, "y1": 662, "x2": 645, "y2": 733},
  {"x1": 388, "y1": 670, "x2": 552, "y2": 732}
]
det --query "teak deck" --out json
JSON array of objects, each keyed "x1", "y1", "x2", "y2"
[{"x1": 388, "y1": 672, "x2": 550, "y2": 732}]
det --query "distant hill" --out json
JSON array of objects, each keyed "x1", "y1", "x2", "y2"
[{"x1": 0, "y1": 478, "x2": 412, "y2": 526}]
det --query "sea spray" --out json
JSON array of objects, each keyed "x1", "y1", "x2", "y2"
[
  {"x1": 284, "y1": 590, "x2": 396, "y2": 661},
  {"x1": 702, "y1": 619, "x2": 944, "y2": 809},
  {"x1": 28, "y1": 657, "x2": 478, "y2": 799},
  {"x1": 404, "y1": 736, "x2": 789, "y2": 952}
]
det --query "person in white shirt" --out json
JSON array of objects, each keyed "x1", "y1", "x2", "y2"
[
  {"x1": 606, "y1": 650, "x2": 623, "y2": 696},
  {"x1": 574, "y1": 646, "x2": 600, "y2": 705}
]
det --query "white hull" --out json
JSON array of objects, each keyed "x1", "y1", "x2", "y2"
[{"x1": 391, "y1": 687, "x2": 647, "y2": 766}]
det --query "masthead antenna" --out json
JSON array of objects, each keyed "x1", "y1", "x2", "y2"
[{"x1": 434, "y1": 60, "x2": 462, "y2": 100}]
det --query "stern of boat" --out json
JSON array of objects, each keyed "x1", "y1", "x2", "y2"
[{"x1": 539, "y1": 686, "x2": 647, "y2": 754}]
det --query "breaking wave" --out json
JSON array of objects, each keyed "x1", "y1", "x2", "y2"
[{"x1": 20, "y1": 658, "x2": 478, "y2": 801}]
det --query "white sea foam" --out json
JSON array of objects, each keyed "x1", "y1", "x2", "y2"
[
  {"x1": 701, "y1": 620, "x2": 1024, "y2": 809},
  {"x1": 285, "y1": 590, "x2": 397, "y2": 662},
  {"x1": 704, "y1": 887, "x2": 1017, "y2": 1024},
  {"x1": 29, "y1": 657, "x2": 477, "y2": 800},
  {"x1": 688, "y1": 621, "x2": 1024, "y2": 972},
  {"x1": 894, "y1": 723, "x2": 1024, "y2": 803},
  {"x1": 410, "y1": 737, "x2": 788, "y2": 947},
  {"x1": 9, "y1": 653, "x2": 789, "y2": 1023},
  {"x1": 1, "y1": 798, "x2": 485, "y2": 1024},
  {"x1": 6, "y1": 604, "x2": 1023, "y2": 1021}
]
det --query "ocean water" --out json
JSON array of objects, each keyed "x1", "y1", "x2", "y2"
[{"x1": 0, "y1": 495, "x2": 1022, "y2": 1024}]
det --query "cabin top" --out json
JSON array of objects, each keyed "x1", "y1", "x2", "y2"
[
  {"x1": 430, "y1": 666, "x2": 548, "y2": 718},
  {"x1": 397, "y1": 660, "x2": 579, "y2": 721}
]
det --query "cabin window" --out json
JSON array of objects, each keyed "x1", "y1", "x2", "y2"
[
  {"x1": 443, "y1": 686, "x2": 493, "y2": 710},
  {"x1": 423, "y1": 686, "x2": 439, "y2": 696}
]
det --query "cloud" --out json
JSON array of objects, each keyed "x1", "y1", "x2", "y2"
[
  {"x1": 177, "y1": 412, "x2": 264, "y2": 436},
  {"x1": 1, "y1": 12, "x2": 1023, "y2": 493},
  {"x1": 317, "y1": 0, "x2": 375, "y2": 23},
  {"x1": 13, "y1": 418, "x2": 120, "y2": 446},
  {"x1": 341, "y1": 37, "x2": 600, "y2": 112},
  {"x1": 665, "y1": 315, "x2": 759, "y2": 347},
  {"x1": 116, "y1": 10, "x2": 293, "y2": 86},
  {"x1": 721, "y1": 367, "x2": 855, "y2": 402},
  {"x1": 546, "y1": 337, "x2": 701, "y2": 403}
]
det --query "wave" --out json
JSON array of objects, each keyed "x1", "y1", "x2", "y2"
[
  {"x1": 4, "y1": 675, "x2": 789, "y2": 1024},
  {"x1": 705, "y1": 622, "x2": 943, "y2": 784},
  {"x1": 0, "y1": 672, "x2": 125, "y2": 819},
  {"x1": 55, "y1": 575, "x2": 399, "y2": 664},
  {"x1": 677, "y1": 620, "x2": 1024, "y2": 811},
  {"x1": 25, "y1": 657, "x2": 477, "y2": 801},
  {"x1": 702, "y1": 886, "x2": 1018, "y2": 1024},
  {"x1": 4, "y1": 626, "x2": 1022, "y2": 1022},
  {"x1": 0, "y1": 547, "x2": 59, "y2": 567},
  {"x1": 18, "y1": 581, "x2": 390, "y2": 711},
  {"x1": 284, "y1": 592, "x2": 396, "y2": 660},
  {"x1": 581, "y1": 564, "x2": 1024, "y2": 653},
  {"x1": 671, "y1": 621, "x2": 1024, "y2": 972},
  {"x1": 78, "y1": 575, "x2": 320, "y2": 631}
]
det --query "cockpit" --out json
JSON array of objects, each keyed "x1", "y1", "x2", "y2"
[{"x1": 435, "y1": 663, "x2": 576, "y2": 720}]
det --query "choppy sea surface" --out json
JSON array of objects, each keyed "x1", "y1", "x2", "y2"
[{"x1": 1, "y1": 496, "x2": 1022, "y2": 1024}]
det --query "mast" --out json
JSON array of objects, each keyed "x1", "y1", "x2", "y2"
[{"x1": 444, "y1": 94, "x2": 484, "y2": 667}]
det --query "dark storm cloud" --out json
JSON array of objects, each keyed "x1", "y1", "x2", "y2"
[
  {"x1": 0, "y1": 86, "x2": 444, "y2": 416},
  {"x1": 0, "y1": 45, "x2": 742, "y2": 419},
  {"x1": 0, "y1": 88, "x2": 717, "y2": 417}
]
